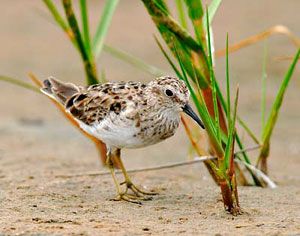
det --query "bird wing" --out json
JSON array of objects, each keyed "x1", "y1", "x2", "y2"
[
  {"x1": 65, "y1": 81, "x2": 143, "y2": 126},
  {"x1": 41, "y1": 77, "x2": 144, "y2": 126}
]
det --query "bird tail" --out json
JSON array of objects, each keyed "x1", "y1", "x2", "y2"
[{"x1": 41, "y1": 77, "x2": 80, "y2": 105}]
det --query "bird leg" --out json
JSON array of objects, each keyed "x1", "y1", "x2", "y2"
[
  {"x1": 114, "y1": 149, "x2": 158, "y2": 197},
  {"x1": 106, "y1": 149, "x2": 151, "y2": 204}
]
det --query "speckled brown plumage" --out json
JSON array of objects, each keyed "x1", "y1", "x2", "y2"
[
  {"x1": 41, "y1": 76, "x2": 198, "y2": 150},
  {"x1": 65, "y1": 81, "x2": 147, "y2": 126},
  {"x1": 41, "y1": 75, "x2": 204, "y2": 203}
]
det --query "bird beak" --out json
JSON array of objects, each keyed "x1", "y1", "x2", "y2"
[{"x1": 182, "y1": 104, "x2": 205, "y2": 129}]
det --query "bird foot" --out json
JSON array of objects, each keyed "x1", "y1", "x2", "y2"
[
  {"x1": 110, "y1": 181, "x2": 158, "y2": 204},
  {"x1": 122, "y1": 181, "x2": 159, "y2": 196},
  {"x1": 111, "y1": 192, "x2": 153, "y2": 205},
  {"x1": 111, "y1": 193, "x2": 142, "y2": 204}
]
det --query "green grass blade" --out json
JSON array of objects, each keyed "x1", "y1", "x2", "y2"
[
  {"x1": 224, "y1": 33, "x2": 231, "y2": 170},
  {"x1": 103, "y1": 44, "x2": 165, "y2": 77},
  {"x1": 0, "y1": 76, "x2": 39, "y2": 92},
  {"x1": 225, "y1": 35, "x2": 259, "y2": 171},
  {"x1": 213, "y1": 54, "x2": 258, "y2": 164},
  {"x1": 206, "y1": 8, "x2": 220, "y2": 142},
  {"x1": 79, "y1": 0, "x2": 92, "y2": 60},
  {"x1": 43, "y1": 0, "x2": 78, "y2": 47},
  {"x1": 174, "y1": 46, "x2": 224, "y2": 157},
  {"x1": 235, "y1": 136, "x2": 250, "y2": 163},
  {"x1": 225, "y1": 86, "x2": 239, "y2": 169},
  {"x1": 261, "y1": 49, "x2": 300, "y2": 147},
  {"x1": 156, "y1": 40, "x2": 216, "y2": 139},
  {"x1": 63, "y1": 0, "x2": 98, "y2": 85},
  {"x1": 235, "y1": 134, "x2": 263, "y2": 186},
  {"x1": 183, "y1": 0, "x2": 204, "y2": 43},
  {"x1": 203, "y1": 0, "x2": 222, "y2": 27},
  {"x1": 44, "y1": 0, "x2": 98, "y2": 85},
  {"x1": 226, "y1": 33, "x2": 231, "y2": 128},
  {"x1": 142, "y1": 0, "x2": 203, "y2": 53},
  {"x1": 42, "y1": 4, "x2": 162, "y2": 78},
  {"x1": 142, "y1": 0, "x2": 209, "y2": 88},
  {"x1": 237, "y1": 117, "x2": 261, "y2": 145},
  {"x1": 153, "y1": 0, "x2": 169, "y2": 13},
  {"x1": 215, "y1": 33, "x2": 261, "y2": 184},
  {"x1": 261, "y1": 41, "x2": 268, "y2": 138},
  {"x1": 93, "y1": 0, "x2": 119, "y2": 58},
  {"x1": 223, "y1": 38, "x2": 256, "y2": 182},
  {"x1": 175, "y1": 0, "x2": 188, "y2": 30},
  {"x1": 215, "y1": 75, "x2": 260, "y2": 163},
  {"x1": 43, "y1": 0, "x2": 69, "y2": 33}
]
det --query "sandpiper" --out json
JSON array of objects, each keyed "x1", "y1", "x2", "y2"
[{"x1": 41, "y1": 76, "x2": 204, "y2": 203}]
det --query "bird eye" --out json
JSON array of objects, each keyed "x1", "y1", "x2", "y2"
[{"x1": 165, "y1": 89, "x2": 174, "y2": 97}]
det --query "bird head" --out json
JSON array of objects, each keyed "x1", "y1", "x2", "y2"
[{"x1": 148, "y1": 76, "x2": 205, "y2": 129}]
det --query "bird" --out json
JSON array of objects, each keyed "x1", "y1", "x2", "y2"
[{"x1": 41, "y1": 76, "x2": 205, "y2": 204}]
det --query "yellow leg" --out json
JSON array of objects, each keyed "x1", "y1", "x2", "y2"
[
  {"x1": 106, "y1": 152, "x2": 121, "y2": 194},
  {"x1": 114, "y1": 149, "x2": 158, "y2": 196},
  {"x1": 106, "y1": 149, "x2": 156, "y2": 204}
]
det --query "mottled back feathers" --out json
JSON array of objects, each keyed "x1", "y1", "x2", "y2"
[
  {"x1": 42, "y1": 78, "x2": 149, "y2": 126},
  {"x1": 66, "y1": 81, "x2": 148, "y2": 125}
]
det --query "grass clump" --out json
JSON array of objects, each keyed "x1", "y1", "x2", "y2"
[{"x1": 141, "y1": 0, "x2": 299, "y2": 214}]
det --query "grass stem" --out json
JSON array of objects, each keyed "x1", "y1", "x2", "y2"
[{"x1": 62, "y1": 0, "x2": 98, "y2": 85}]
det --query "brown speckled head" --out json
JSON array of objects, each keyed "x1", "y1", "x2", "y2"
[{"x1": 148, "y1": 76, "x2": 190, "y2": 111}]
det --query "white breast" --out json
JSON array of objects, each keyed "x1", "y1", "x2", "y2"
[
  {"x1": 74, "y1": 107, "x2": 181, "y2": 149},
  {"x1": 75, "y1": 115, "x2": 142, "y2": 149}
]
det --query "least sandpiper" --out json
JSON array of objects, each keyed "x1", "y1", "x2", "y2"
[{"x1": 41, "y1": 76, "x2": 204, "y2": 203}]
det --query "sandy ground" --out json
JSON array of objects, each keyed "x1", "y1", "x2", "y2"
[{"x1": 0, "y1": 1, "x2": 300, "y2": 235}]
